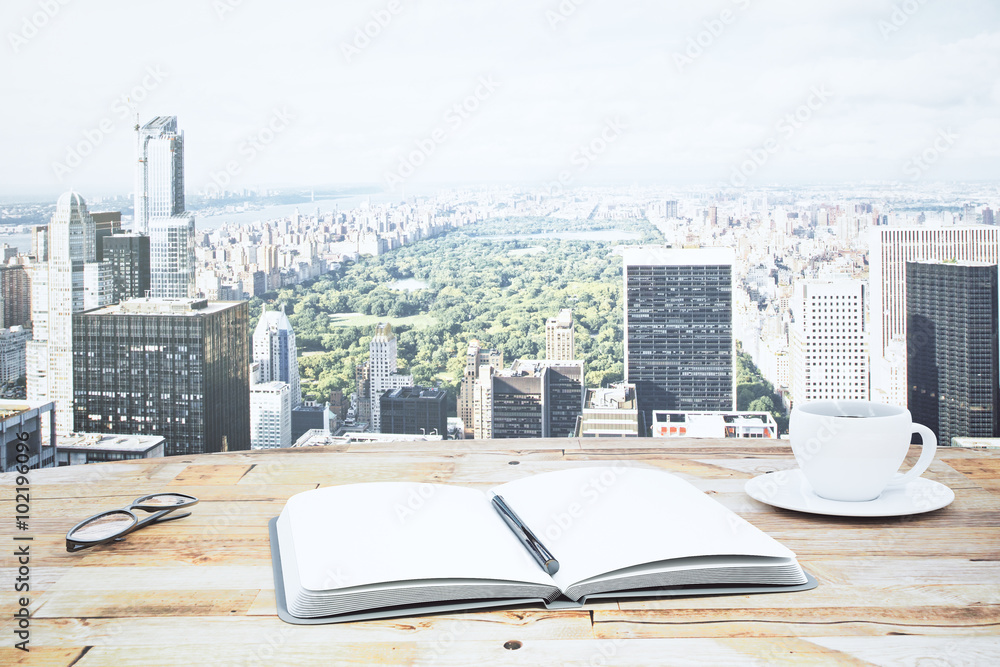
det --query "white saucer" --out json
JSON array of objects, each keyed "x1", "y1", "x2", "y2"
[{"x1": 744, "y1": 469, "x2": 954, "y2": 517}]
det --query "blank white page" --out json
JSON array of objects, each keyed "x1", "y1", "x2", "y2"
[
  {"x1": 491, "y1": 466, "x2": 797, "y2": 591},
  {"x1": 284, "y1": 482, "x2": 553, "y2": 591}
]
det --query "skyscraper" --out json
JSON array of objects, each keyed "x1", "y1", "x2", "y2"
[
  {"x1": 0, "y1": 326, "x2": 31, "y2": 383},
  {"x1": 135, "y1": 116, "x2": 196, "y2": 299},
  {"x1": 72, "y1": 298, "x2": 250, "y2": 456},
  {"x1": 869, "y1": 226, "x2": 999, "y2": 405},
  {"x1": 623, "y1": 247, "x2": 735, "y2": 426},
  {"x1": 134, "y1": 116, "x2": 185, "y2": 235},
  {"x1": 365, "y1": 323, "x2": 412, "y2": 432},
  {"x1": 789, "y1": 279, "x2": 869, "y2": 404},
  {"x1": 984, "y1": 207, "x2": 995, "y2": 227},
  {"x1": 458, "y1": 340, "x2": 502, "y2": 438},
  {"x1": 149, "y1": 215, "x2": 196, "y2": 298},
  {"x1": 26, "y1": 192, "x2": 110, "y2": 434},
  {"x1": 545, "y1": 309, "x2": 575, "y2": 361},
  {"x1": 0, "y1": 265, "x2": 31, "y2": 328},
  {"x1": 252, "y1": 305, "x2": 301, "y2": 407},
  {"x1": 543, "y1": 361, "x2": 585, "y2": 438},
  {"x1": 473, "y1": 360, "x2": 583, "y2": 439},
  {"x1": 31, "y1": 225, "x2": 47, "y2": 262},
  {"x1": 477, "y1": 366, "x2": 544, "y2": 439},
  {"x1": 250, "y1": 372, "x2": 292, "y2": 449},
  {"x1": 91, "y1": 211, "x2": 122, "y2": 261},
  {"x1": 906, "y1": 261, "x2": 999, "y2": 446},
  {"x1": 380, "y1": 386, "x2": 448, "y2": 436},
  {"x1": 103, "y1": 234, "x2": 151, "y2": 302}
]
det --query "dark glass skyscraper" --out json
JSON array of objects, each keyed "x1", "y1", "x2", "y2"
[
  {"x1": 545, "y1": 362, "x2": 585, "y2": 438},
  {"x1": 491, "y1": 374, "x2": 544, "y2": 439},
  {"x1": 906, "y1": 261, "x2": 999, "y2": 445},
  {"x1": 73, "y1": 298, "x2": 250, "y2": 456},
  {"x1": 91, "y1": 211, "x2": 122, "y2": 261},
  {"x1": 0, "y1": 265, "x2": 31, "y2": 328},
  {"x1": 477, "y1": 360, "x2": 583, "y2": 439},
  {"x1": 102, "y1": 234, "x2": 151, "y2": 302},
  {"x1": 623, "y1": 247, "x2": 735, "y2": 428},
  {"x1": 380, "y1": 386, "x2": 448, "y2": 436}
]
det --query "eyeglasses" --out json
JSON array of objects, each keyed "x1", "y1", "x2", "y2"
[{"x1": 65, "y1": 493, "x2": 199, "y2": 552}]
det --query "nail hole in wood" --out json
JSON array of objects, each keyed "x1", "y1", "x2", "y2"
[
  {"x1": 503, "y1": 640, "x2": 522, "y2": 650},
  {"x1": 508, "y1": 461, "x2": 520, "y2": 465}
]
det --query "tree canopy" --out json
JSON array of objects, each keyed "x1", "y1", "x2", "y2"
[{"x1": 251, "y1": 217, "x2": 661, "y2": 415}]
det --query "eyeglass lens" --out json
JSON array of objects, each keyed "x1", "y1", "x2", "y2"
[
  {"x1": 138, "y1": 494, "x2": 191, "y2": 506},
  {"x1": 69, "y1": 511, "x2": 135, "y2": 541}
]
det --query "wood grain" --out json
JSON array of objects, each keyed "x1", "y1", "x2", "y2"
[{"x1": 1, "y1": 438, "x2": 999, "y2": 665}]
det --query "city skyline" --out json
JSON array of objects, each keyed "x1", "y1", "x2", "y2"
[{"x1": 2, "y1": 1, "x2": 998, "y2": 198}]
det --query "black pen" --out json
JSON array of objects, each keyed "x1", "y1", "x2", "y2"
[{"x1": 491, "y1": 494, "x2": 559, "y2": 575}]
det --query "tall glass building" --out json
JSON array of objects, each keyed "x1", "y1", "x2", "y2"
[
  {"x1": 135, "y1": 116, "x2": 196, "y2": 298},
  {"x1": 72, "y1": 298, "x2": 250, "y2": 456},
  {"x1": 134, "y1": 116, "x2": 185, "y2": 235},
  {"x1": 26, "y1": 191, "x2": 110, "y2": 434},
  {"x1": 252, "y1": 306, "x2": 302, "y2": 408},
  {"x1": 623, "y1": 247, "x2": 736, "y2": 428},
  {"x1": 906, "y1": 261, "x2": 999, "y2": 446},
  {"x1": 149, "y1": 215, "x2": 196, "y2": 298},
  {"x1": 868, "y1": 225, "x2": 999, "y2": 405},
  {"x1": 103, "y1": 234, "x2": 150, "y2": 302}
]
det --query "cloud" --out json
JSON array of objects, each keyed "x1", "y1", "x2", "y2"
[{"x1": 1, "y1": 0, "x2": 998, "y2": 194}]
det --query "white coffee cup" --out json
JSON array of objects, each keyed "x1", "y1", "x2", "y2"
[{"x1": 790, "y1": 400, "x2": 937, "y2": 502}]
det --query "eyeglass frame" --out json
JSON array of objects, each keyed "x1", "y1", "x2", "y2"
[{"x1": 65, "y1": 493, "x2": 199, "y2": 552}]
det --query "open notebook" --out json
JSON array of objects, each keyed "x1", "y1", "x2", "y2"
[{"x1": 269, "y1": 466, "x2": 816, "y2": 623}]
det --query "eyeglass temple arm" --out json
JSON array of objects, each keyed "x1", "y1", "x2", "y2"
[{"x1": 131, "y1": 507, "x2": 189, "y2": 531}]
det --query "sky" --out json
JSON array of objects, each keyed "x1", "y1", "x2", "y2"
[{"x1": 2, "y1": 0, "x2": 999, "y2": 199}]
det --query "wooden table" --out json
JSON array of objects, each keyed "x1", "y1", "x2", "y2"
[{"x1": 2, "y1": 438, "x2": 999, "y2": 666}]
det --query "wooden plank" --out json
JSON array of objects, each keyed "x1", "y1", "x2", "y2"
[
  {"x1": 32, "y1": 589, "x2": 260, "y2": 618},
  {"x1": 720, "y1": 637, "x2": 877, "y2": 665},
  {"x1": 66, "y1": 536, "x2": 274, "y2": 566},
  {"x1": 978, "y1": 479, "x2": 1000, "y2": 497},
  {"x1": 592, "y1": 606, "x2": 1000, "y2": 639},
  {"x1": 44, "y1": 566, "x2": 274, "y2": 591},
  {"x1": 938, "y1": 447, "x2": 1000, "y2": 460},
  {"x1": 34, "y1": 637, "x2": 1000, "y2": 667},
  {"x1": 763, "y1": 528, "x2": 1000, "y2": 559},
  {"x1": 19, "y1": 611, "x2": 595, "y2": 646},
  {"x1": 64, "y1": 638, "x2": 882, "y2": 667},
  {"x1": 0, "y1": 647, "x2": 82, "y2": 667},
  {"x1": 618, "y1": 584, "x2": 1000, "y2": 610},
  {"x1": 947, "y1": 458, "x2": 1000, "y2": 479},
  {"x1": 238, "y1": 460, "x2": 458, "y2": 486},
  {"x1": 0, "y1": 567, "x2": 70, "y2": 591},
  {"x1": 247, "y1": 589, "x2": 277, "y2": 616},
  {"x1": 0, "y1": 462, "x2": 190, "y2": 489},
  {"x1": 168, "y1": 464, "x2": 254, "y2": 486},
  {"x1": 805, "y1": 558, "x2": 1000, "y2": 585},
  {"x1": 812, "y1": 636, "x2": 1000, "y2": 666}
]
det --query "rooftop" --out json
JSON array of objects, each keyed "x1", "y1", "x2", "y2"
[
  {"x1": 622, "y1": 245, "x2": 736, "y2": 267},
  {"x1": 293, "y1": 429, "x2": 444, "y2": 447},
  {"x1": 383, "y1": 386, "x2": 447, "y2": 401},
  {"x1": 55, "y1": 190, "x2": 86, "y2": 210},
  {"x1": 59, "y1": 432, "x2": 165, "y2": 452},
  {"x1": 585, "y1": 384, "x2": 637, "y2": 410},
  {"x1": 0, "y1": 398, "x2": 54, "y2": 423},
  {"x1": 85, "y1": 298, "x2": 243, "y2": 317},
  {"x1": 140, "y1": 115, "x2": 179, "y2": 134}
]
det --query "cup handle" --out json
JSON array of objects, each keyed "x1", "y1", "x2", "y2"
[{"x1": 885, "y1": 423, "x2": 937, "y2": 489}]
